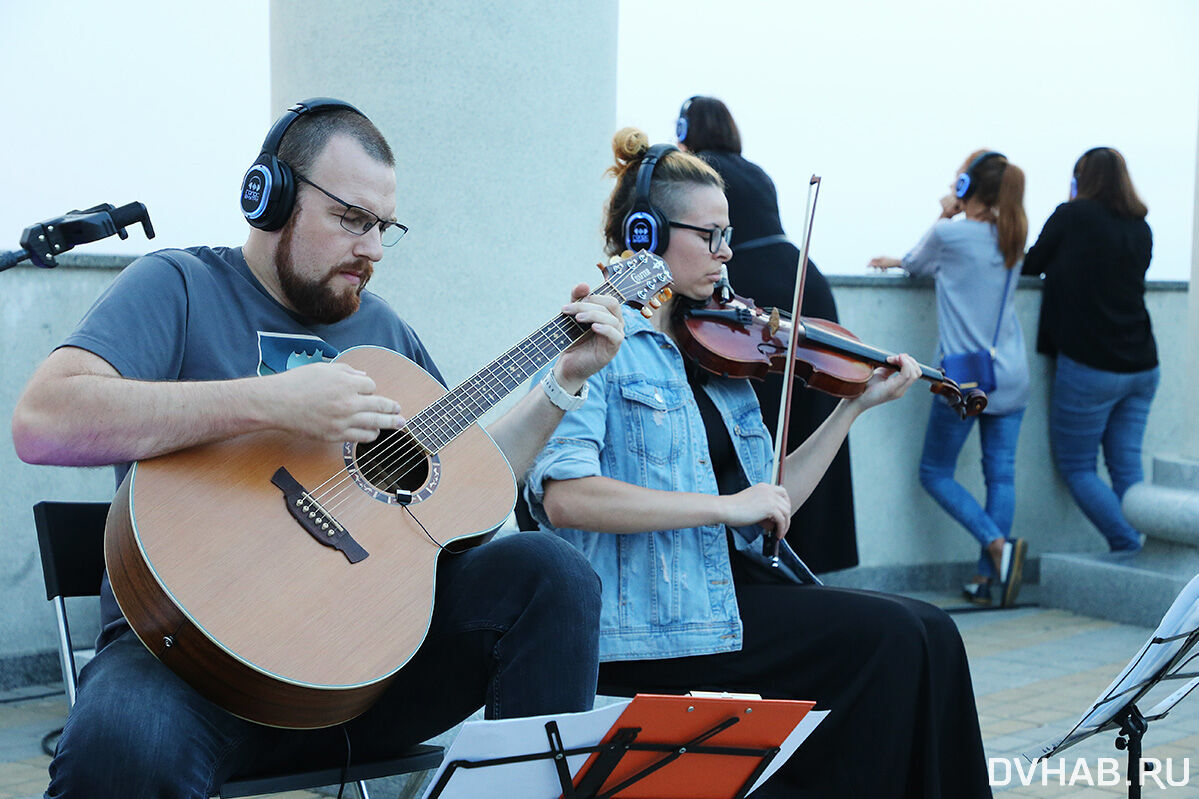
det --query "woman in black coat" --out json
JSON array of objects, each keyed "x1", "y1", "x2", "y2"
[
  {"x1": 1022, "y1": 147, "x2": 1158, "y2": 552},
  {"x1": 676, "y1": 96, "x2": 857, "y2": 573}
]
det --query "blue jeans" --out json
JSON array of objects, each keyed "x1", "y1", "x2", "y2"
[
  {"x1": 919, "y1": 400, "x2": 1025, "y2": 580},
  {"x1": 1051, "y1": 354, "x2": 1159, "y2": 551},
  {"x1": 45, "y1": 532, "x2": 601, "y2": 798}
]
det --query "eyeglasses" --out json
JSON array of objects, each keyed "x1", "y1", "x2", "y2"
[
  {"x1": 668, "y1": 221, "x2": 733, "y2": 254},
  {"x1": 295, "y1": 173, "x2": 408, "y2": 246}
]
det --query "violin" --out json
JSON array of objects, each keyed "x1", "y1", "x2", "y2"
[{"x1": 674, "y1": 292, "x2": 987, "y2": 419}]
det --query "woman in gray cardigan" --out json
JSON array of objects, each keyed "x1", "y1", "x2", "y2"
[{"x1": 871, "y1": 150, "x2": 1030, "y2": 607}]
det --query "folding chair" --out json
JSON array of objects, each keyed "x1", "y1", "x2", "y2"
[{"x1": 33, "y1": 500, "x2": 443, "y2": 799}]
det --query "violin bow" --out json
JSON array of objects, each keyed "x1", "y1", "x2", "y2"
[{"x1": 767, "y1": 175, "x2": 821, "y2": 566}]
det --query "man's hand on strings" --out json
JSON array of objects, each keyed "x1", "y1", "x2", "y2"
[{"x1": 272, "y1": 361, "x2": 404, "y2": 443}]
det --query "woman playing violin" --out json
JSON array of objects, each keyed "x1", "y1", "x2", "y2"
[{"x1": 523, "y1": 128, "x2": 993, "y2": 798}]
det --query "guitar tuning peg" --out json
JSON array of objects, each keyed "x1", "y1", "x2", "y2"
[
  {"x1": 648, "y1": 297, "x2": 661, "y2": 309},
  {"x1": 619, "y1": 251, "x2": 634, "y2": 260},
  {"x1": 660, "y1": 287, "x2": 673, "y2": 300},
  {"x1": 596, "y1": 262, "x2": 606, "y2": 273},
  {"x1": 640, "y1": 307, "x2": 654, "y2": 319}
]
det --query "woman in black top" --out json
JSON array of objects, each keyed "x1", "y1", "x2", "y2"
[
  {"x1": 676, "y1": 95, "x2": 857, "y2": 573},
  {"x1": 1022, "y1": 147, "x2": 1158, "y2": 552}
]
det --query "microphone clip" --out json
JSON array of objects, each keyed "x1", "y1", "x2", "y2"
[
  {"x1": 8, "y1": 201, "x2": 155, "y2": 270},
  {"x1": 713, "y1": 264, "x2": 733, "y2": 305}
]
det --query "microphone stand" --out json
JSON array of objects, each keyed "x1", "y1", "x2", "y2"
[{"x1": 1, "y1": 202, "x2": 155, "y2": 273}]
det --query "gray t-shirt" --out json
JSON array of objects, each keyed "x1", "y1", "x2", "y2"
[
  {"x1": 60, "y1": 246, "x2": 445, "y2": 647},
  {"x1": 902, "y1": 219, "x2": 1029, "y2": 415}
]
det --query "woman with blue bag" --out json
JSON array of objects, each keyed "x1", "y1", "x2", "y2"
[{"x1": 870, "y1": 150, "x2": 1030, "y2": 607}]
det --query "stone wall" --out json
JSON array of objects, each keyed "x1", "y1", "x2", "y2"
[{"x1": 1, "y1": 255, "x2": 1186, "y2": 683}]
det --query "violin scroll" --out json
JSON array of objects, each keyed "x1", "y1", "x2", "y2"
[{"x1": 929, "y1": 378, "x2": 988, "y2": 419}]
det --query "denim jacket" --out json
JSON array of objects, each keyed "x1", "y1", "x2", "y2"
[{"x1": 524, "y1": 306, "x2": 810, "y2": 662}]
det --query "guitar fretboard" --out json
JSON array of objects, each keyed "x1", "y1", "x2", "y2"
[{"x1": 406, "y1": 286, "x2": 616, "y2": 453}]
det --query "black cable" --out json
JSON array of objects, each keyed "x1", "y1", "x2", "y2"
[
  {"x1": 42, "y1": 726, "x2": 62, "y2": 757},
  {"x1": 403, "y1": 504, "x2": 445, "y2": 550},
  {"x1": 337, "y1": 724, "x2": 352, "y2": 799}
]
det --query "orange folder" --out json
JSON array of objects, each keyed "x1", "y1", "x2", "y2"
[{"x1": 572, "y1": 693, "x2": 814, "y2": 799}]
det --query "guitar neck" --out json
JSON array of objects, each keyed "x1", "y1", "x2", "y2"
[{"x1": 407, "y1": 288, "x2": 612, "y2": 453}]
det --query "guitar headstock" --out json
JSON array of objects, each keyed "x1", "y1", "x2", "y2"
[{"x1": 597, "y1": 250, "x2": 674, "y2": 319}]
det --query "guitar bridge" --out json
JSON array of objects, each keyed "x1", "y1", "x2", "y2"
[{"x1": 270, "y1": 467, "x2": 369, "y2": 563}]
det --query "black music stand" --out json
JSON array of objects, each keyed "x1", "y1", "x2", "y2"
[
  {"x1": 1026, "y1": 575, "x2": 1199, "y2": 799},
  {"x1": 421, "y1": 695, "x2": 815, "y2": 799}
]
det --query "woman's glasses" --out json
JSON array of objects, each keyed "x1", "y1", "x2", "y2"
[{"x1": 668, "y1": 221, "x2": 733, "y2": 254}]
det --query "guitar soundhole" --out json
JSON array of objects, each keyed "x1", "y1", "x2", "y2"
[{"x1": 353, "y1": 429, "x2": 430, "y2": 495}]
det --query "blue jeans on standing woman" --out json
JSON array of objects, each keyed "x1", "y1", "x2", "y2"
[
  {"x1": 1050, "y1": 353, "x2": 1159, "y2": 552},
  {"x1": 919, "y1": 400, "x2": 1025, "y2": 580}
]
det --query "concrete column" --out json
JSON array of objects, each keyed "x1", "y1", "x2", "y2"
[
  {"x1": 1122, "y1": 82, "x2": 1199, "y2": 546},
  {"x1": 1188, "y1": 116, "x2": 1199, "y2": 460},
  {"x1": 269, "y1": 1, "x2": 618, "y2": 388}
]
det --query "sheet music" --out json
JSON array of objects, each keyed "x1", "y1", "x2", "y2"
[
  {"x1": 1025, "y1": 574, "x2": 1199, "y2": 762},
  {"x1": 420, "y1": 701, "x2": 825, "y2": 798},
  {"x1": 420, "y1": 701, "x2": 630, "y2": 799},
  {"x1": 746, "y1": 710, "x2": 828, "y2": 795}
]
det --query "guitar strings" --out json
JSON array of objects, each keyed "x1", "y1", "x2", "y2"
[
  {"x1": 308, "y1": 283, "x2": 617, "y2": 505},
  {"x1": 316, "y1": 320, "x2": 575, "y2": 516},
  {"x1": 306, "y1": 270, "x2": 645, "y2": 516},
  {"x1": 304, "y1": 303, "x2": 592, "y2": 507},
  {"x1": 308, "y1": 309, "x2": 595, "y2": 516},
  {"x1": 310, "y1": 278, "x2": 625, "y2": 506},
  {"x1": 314, "y1": 320, "x2": 574, "y2": 515},
  {"x1": 320, "y1": 311, "x2": 583, "y2": 503}
]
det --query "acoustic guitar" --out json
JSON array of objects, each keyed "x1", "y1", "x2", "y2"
[{"x1": 104, "y1": 251, "x2": 672, "y2": 729}]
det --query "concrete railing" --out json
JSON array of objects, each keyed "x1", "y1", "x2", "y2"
[
  {"x1": 826, "y1": 274, "x2": 1188, "y2": 585},
  {"x1": 0, "y1": 255, "x2": 1188, "y2": 684}
]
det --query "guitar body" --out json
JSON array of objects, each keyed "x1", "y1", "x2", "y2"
[{"x1": 104, "y1": 346, "x2": 516, "y2": 729}]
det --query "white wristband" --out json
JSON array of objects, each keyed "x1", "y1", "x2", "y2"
[{"x1": 541, "y1": 368, "x2": 589, "y2": 412}]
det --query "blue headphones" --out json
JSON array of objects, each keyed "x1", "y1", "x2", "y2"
[
  {"x1": 675, "y1": 97, "x2": 696, "y2": 144},
  {"x1": 622, "y1": 143, "x2": 678, "y2": 254},
  {"x1": 954, "y1": 151, "x2": 1006, "y2": 200},
  {"x1": 240, "y1": 97, "x2": 365, "y2": 231}
]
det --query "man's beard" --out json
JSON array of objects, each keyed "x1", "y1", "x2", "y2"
[{"x1": 274, "y1": 207, "x2": 374, "y2": 325}]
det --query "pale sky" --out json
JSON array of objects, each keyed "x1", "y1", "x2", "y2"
[{"x1": 2, "y1": 1, "x2": 1196, "y2": 280}]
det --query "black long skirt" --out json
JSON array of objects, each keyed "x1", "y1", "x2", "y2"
[{"x1": 598, "y1": 567, "x2": 992, "y2": 798}]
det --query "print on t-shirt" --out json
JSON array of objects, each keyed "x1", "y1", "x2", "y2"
[{"x1": 256, "y1": 331, "x2": 340, "y2": 376}]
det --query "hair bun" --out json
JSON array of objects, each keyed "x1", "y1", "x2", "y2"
[{"x1": 609, "y1": 127, "x2": 649, "y2": 177}]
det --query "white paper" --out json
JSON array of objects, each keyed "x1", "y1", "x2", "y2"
[
  {"x1": 1025, "y1": 574, "x2": 1199, "y2": 762},
  {"x1": 420, "y1": 702, "x2": 631, "y2": 799},
  {"x1": 747, "y1": 709, "x2": 828, "y2": 795}
]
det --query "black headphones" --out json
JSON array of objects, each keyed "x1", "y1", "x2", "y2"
[
  {"x1": 622, "y1": 143, "x2": 678, "y2": 254},
  {"x1": 240, "y1": 97, "x2": 365, "y2": 231},
  {"x1": 675, "y1": 96, "x2": 697, "y2": 143},
  {"x1": 954, "y1": 150, "x2": 1006, "y2": 200}
]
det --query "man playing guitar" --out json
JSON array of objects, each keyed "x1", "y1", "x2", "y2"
[{"x1": 12, "y1": 98, "x2": 624, "y2": 797}]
